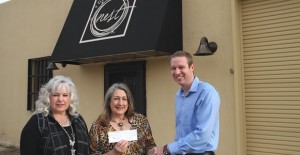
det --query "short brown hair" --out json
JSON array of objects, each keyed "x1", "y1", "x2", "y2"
[{"x1": 170, "y1": 51, "x2": 194, "y2": 67}]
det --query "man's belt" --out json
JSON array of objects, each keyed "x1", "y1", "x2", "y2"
[{"x1": 179, "y1": 151, "x2": 215, "y2": 155}]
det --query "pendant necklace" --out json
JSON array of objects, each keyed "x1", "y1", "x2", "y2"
[
  {"x1": 61, "y1": 124, "x2": 76, "y2": 155},
  {"x1": 112, "y1": 117, "x2": 125, "y2": 130}
]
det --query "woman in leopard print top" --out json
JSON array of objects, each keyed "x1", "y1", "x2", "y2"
[{"x1": 89, "y1": 83, "x2": 157, "y2": 155}]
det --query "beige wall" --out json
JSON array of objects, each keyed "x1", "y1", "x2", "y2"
[
  {"x1": 0, "y1": 0, "x2": 242, "y2": 154},
  {"x1": 181, "y1": 0, "x2": 238, "y2": 154},
  {"x1": 0, "y1": 0, "x2": 73, "y2": 144}
]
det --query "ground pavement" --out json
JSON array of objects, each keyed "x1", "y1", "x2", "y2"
[
  {"x1": 0, "y1": 146, "x2": 19, "y2": 155},
  {"x1": 0, "y1": 149, "x2": 19, "y2": 155}
]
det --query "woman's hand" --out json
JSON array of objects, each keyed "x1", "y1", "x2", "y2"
[
  {"x1": 112, "y1": 140, "x2": 129, "y2": 154},
  {"x1": 147, "y1": 147, "x2": 158, "y2": 155}
]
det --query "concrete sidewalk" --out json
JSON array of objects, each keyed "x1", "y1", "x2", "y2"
[
  {"x1": 0, "y1": 149, "x2": 19, "y2": 155},
  {"x1": 0, "y1": 142, "x2": 19, "y2": 155},
  {"x1": 0, "y1": 147, "x2": 19, "y2": 155}
]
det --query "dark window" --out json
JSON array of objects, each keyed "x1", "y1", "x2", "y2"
[
  {"x1": 104, "y1": 61, "x2": 146, "y2": 116},
  {"x1": 27, "y1": 57, "x2": 53, "y2": 111}
]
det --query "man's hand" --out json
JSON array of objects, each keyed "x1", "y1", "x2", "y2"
[
  {"x1": 157, "y1": 146, "x2": 164, "y2": 155},
  {"x1": 147, "y1": 147, "x2": 158, "y2": 155}
]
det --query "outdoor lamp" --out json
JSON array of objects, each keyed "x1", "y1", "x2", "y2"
[
  {"x1": 194, "y1": 37, "x2": 218, "y2": 56},
  {"x1": 46, "y1": 62, "x2": 59, "y2": 70}
]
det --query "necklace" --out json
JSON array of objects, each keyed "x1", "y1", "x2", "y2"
[
  {"x1": 60, "y1": 119, "x2": 70, "y2": 127},
  {"x1": 61, "y1": 124, "x2": 76, "y2": 155},
  {"x1": 112, "y1": 117, "x2": 125, "y2": 130}
]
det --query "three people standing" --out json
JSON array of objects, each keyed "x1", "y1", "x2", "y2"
[{"x1": 20, "y1": 50, "x2": 220, "y2": 155}]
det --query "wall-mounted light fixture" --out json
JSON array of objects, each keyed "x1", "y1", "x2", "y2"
[
  {"x1": 46, "y1": 62, "x2": 59, "y2": 70},
  {"x1": 194, "y1": 37, "x2": 217, "y2": 56}
]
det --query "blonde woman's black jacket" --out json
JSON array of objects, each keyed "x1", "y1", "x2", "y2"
[{"x1": 20, "y1": 112, "x2": 90, "y2": 155}]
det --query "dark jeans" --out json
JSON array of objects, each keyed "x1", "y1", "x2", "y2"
[{"x1": 185, "y1": 151, "x2": 215, "y2": 155}]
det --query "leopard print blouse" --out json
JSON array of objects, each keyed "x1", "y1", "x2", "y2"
[{"x1": 89, "y1": 113, "x2": 156, "y2": 155}]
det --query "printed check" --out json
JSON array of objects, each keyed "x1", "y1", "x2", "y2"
[{"x1": 108, "y1": 129, "x2": 137, "y2": 143}]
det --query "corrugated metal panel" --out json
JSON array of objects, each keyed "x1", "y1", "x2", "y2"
[{"x1": 241, "y1": 0, "x2": 300, "y2": 154}]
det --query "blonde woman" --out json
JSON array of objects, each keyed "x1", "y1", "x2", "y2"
[{"x1": 20, "y1": 75, "x2": 89, "y2": 155}]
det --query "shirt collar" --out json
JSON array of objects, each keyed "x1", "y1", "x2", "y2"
[{"x1": 179, "y1": 76, "x2": 199, "y2": 96}]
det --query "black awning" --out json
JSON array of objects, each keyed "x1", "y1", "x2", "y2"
[{"x1": 50, "y1": 0, "x2": 182, "y2": 65}]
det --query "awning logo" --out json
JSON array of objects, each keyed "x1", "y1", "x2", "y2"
[{"x1": 80, "y1": 0, "x2": 136, "y2": 43}]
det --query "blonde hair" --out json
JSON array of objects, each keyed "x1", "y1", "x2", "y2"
[{"x1": 34, "y1": 75, "x2": 79, "y2": 116}]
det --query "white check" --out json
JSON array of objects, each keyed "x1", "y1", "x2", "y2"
[{"x1": 108, "y1": 129, "x2": 137, "y2": 143}]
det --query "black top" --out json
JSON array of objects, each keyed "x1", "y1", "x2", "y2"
[
  {"x1": 20, "y1": 113, "x2": 89, "y2": 155},
  {"x1": 20, "y1": 115, "x2": 41, "y2": 155}
]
